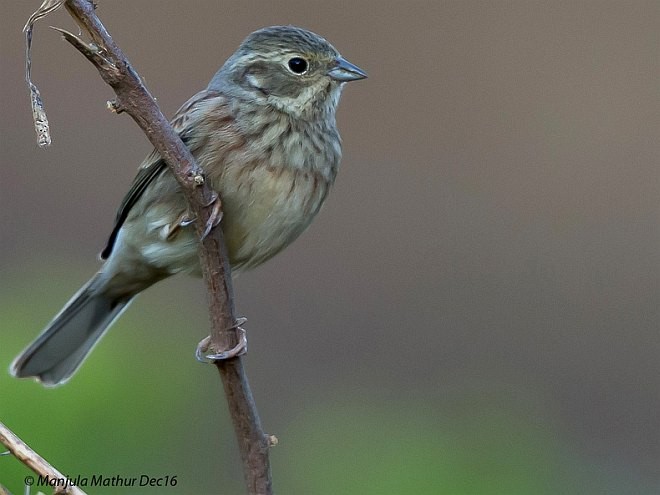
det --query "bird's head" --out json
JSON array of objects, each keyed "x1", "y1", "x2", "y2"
[{"x1": 211, "y1": 26, "x2": 366, "y2": 118}]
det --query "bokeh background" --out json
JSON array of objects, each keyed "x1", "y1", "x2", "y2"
[{"x1": 1, "y1": 1, "x2": 658, "y2": 494}]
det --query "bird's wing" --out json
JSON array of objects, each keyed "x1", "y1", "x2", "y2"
[{"x1": 100, "y1": 90, "x2": 224, "y2": 260}]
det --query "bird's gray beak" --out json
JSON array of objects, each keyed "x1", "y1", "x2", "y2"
[{"x1": 327, "y1": 57, "x2": 367, "y2": 82}]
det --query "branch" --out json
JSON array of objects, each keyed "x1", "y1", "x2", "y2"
[
  {"x1": 24, "y1": 1, "x2": 273, "y2": 493},
  {"x1": 0, "y1": 421, "x2": 87, "y2": 495}
]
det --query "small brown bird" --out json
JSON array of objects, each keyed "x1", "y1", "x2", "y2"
[{"x1": 11, "y1": 26, "x2": 366, "y2": 386}]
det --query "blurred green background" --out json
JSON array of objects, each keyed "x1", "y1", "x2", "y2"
[{"x1": 1, "y1": 1, "x2": 658, "y2": 494}]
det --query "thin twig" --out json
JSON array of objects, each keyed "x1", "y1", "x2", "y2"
[
  {"x1": 0, "y1": 421, "x2": 87, "y2": 495},
  {"x1": 21, "y1": 1, "x2": 273, "y2": 493}
]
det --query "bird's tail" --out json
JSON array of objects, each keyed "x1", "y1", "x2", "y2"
[{"x1": 10, "y1": 274, "x2": 132, "y2": 386}]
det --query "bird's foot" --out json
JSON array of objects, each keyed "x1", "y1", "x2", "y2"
[
  {"x1": 165, "y1": 211, "x2": 196, "y2": 240},
  {"x1": 196, "y1": 317, "x2": 248, "y2": 362},
  {"x1": 200, "y1": 190, "x2": 223, "y2": 240}
]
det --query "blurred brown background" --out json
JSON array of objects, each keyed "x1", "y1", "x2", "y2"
[{"x1": 1, "y1": 1, "x2": 658, "y2": 494}]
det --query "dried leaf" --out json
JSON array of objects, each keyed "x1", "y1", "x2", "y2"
[
  {"x1": 28, "y1": 83, "x2": 51, "y2": 147},
  {"x1": 23, "y1": 0, "x2": 65, "y2": 147},
  {"x1": 23, "y1": 0, "x2": 66, "y2": 32}
]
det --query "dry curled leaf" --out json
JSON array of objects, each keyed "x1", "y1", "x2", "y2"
[
  {"x1": 24, "y1": 0, "x2": 66, "y2": 31},
  {"x1": 23, "y1": 0, "x2": 66, "y2": 147}
]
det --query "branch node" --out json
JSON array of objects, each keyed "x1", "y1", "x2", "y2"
[
  {"x1": 51, "y1": 26, "x2": 116, "y2": 71},
  {"x1": 106, "y1": 99, "x2": 125, "y2": 114}
]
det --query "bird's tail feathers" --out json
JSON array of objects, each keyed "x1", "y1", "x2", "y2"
[{"x1": 10, "y1": 274, "x2": 132, "y2": 386}]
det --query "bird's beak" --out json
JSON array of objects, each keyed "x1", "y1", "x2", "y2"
[{"x1": 327, "y1": 57, "x2": 367, "y2": 82}]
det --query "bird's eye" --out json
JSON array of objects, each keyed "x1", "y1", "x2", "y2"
[{"x1": 287, "y1": 57, "x2": 308, "y2": 74}]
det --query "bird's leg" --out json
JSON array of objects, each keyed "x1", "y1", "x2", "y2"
[{"x1": 196, "y1": 317, "x2": 248, "y2": 362}]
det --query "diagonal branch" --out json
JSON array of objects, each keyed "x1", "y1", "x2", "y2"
[
  {"x1": 0, "y1": 421, "x2": 88, "y2": 495},
  {"x1": 22, "y1": 1, "x2": 273, "y2": 493}
]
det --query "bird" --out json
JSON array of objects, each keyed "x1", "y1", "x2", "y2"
[{"x1": 11, "y1": 25, "x2": 366, "y2": 386}]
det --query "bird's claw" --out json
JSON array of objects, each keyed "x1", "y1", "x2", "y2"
[
  {"x1": 196, "y1": 317, "x2": 248, "y2": 363},
  {"x1": 179, "y1": 216, "x2": 196, "y2": 227},
  {"x1": 165, "y1": 212, "x2": 196, "y2": 240},
  {"x1": 202, "y1": 189, "x2": 218, "y2": 207},
  {"x1": 200, "y1": 191, "x2": 223, "y2": 240}
]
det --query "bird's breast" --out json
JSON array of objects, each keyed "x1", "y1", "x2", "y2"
[
  {"x1": 218, "y1": 162, "x2": 332, "y2": 269},
  {"x1": 121, "y1": 112, "x2": 341, "y2": 276}
]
